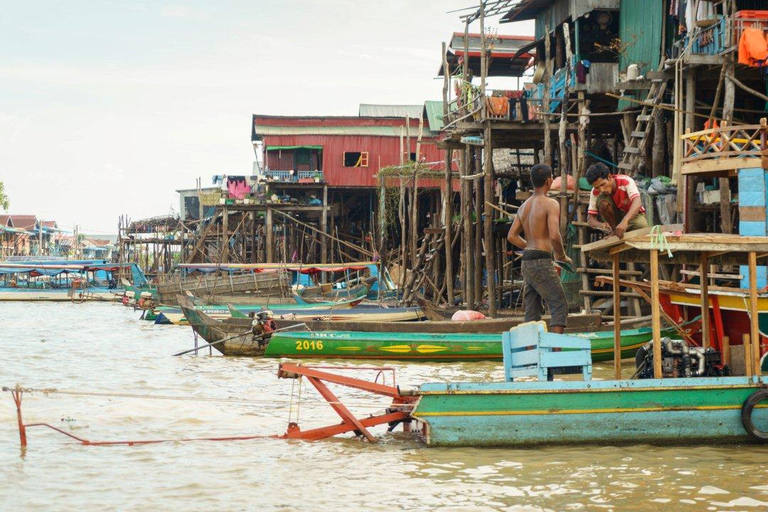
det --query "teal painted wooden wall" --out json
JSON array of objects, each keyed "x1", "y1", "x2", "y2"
[{"x1": 619, "y1": 0, "x2": 663, "y2": 74}]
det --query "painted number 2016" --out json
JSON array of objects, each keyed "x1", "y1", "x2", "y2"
[{"x1": 295, "y1": 340, "x2": 324, "y2": 351}]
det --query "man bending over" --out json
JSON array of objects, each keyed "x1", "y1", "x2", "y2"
[
  {"x1": 585, "y1": 163, "x2": 648, "y2": 239},
  {"x1": 507, "y1": 164, "x2": 571, "y2": 334}
]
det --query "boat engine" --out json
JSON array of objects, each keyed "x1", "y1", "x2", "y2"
[{"x1": 635, "y1": 337, "x2": 730, "y2": 379}]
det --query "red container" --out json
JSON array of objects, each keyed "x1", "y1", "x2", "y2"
[
  {"x1": 733, "y1": 10, "x2": 768, "y2": 44},
  {"x1": 734, "y1": 10, "x2": 768, "y2": 20}
]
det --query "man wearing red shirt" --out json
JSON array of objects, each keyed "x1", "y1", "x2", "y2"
[{"x1": 585, "y1": 163, "x2": 648, "y2": 239}]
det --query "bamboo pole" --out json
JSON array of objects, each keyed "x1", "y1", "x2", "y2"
[
  {"x1": 613, "y1": 253, "x2": 621, "y2": 379},
  {"x1": 651, "y1": 249, "x2": 662, "y2": 378}
]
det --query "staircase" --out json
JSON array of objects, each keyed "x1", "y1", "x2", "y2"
[{"x1": 617, "y1": 68, "x2": 669, "y2": 175}]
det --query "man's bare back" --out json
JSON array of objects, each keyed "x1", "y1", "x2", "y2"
[
  {"x1": 517, "y1": 195, "x2": 559, "y2": 253},
  {"x1": 507, "y1": 194, "x2": 569, "y2": 262}
]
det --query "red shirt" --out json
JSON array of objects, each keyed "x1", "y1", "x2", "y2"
[{"x1": 587, "y1": 174, "x2": 645, "y2": 216}]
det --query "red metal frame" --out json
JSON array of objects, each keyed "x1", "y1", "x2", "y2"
[{"x1": 5, "y1": 364, "x2": 419, "y2": 448}]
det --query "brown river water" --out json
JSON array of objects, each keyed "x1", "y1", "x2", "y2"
[{"x1": 2, "y1": 302, "x2": 768, "y2": 511}]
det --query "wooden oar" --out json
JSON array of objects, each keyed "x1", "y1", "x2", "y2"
[
  {"x1": 173, "y1": 330, "x2": 252, "y2": 357},
  {"x1": 172, "y1": 323, "x2": 309, "y2": 357}
]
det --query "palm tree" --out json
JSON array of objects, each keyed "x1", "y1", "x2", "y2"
[{"x1": 0, "y1": 181, "x2": 8, "y2": 211}]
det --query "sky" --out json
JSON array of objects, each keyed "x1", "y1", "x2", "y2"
[{"x1": 0, "y1": 1, "x2": 533, "y2": 234}]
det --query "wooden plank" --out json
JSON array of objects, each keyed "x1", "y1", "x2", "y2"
[
  {"x1": 651, "y1": 249, "x2": 662, "y2": 378},
  {"x1": 681, "y1": 157, "x2": 763, "y2": 176},
  {"x1": 636, "y1": 115, "x2": 652, "y2": 122},
  {"x1": 623, "y1": 146, "x2": 641, "y2": 154},
  {"x1": 740, "y1": 206, "x2": 767, "y2": 222},
  {"x1": 630, "y1": 131, "x2": 647, "y2": 138},
  {"x1": 617, "y1": 162, "x2": 635, "y2": 171}
]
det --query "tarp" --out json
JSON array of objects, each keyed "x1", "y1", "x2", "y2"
[{"x1": 0, "y1": 225, "x2": 31, "y2": 234}]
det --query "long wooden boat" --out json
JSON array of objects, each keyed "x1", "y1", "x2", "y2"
[
  {"x1": 157, "y1": 269, "x2": 291, "y2": 305},
  {"x1": 152, "y1": 296, "x2": 367, "y2": 325},
  {"x1": 272, "y1": 312, "x2": 603, "y2": 334}
]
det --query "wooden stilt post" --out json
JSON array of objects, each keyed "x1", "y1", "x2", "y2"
[
  {"x1": 558, "y1": 22, "x2": 572, "y2": 236},
  {"x1": 442, "y1": 42, "x2": 454, "y2": 306},
  {"x1": 484, "y1": 123, "x2": 497, "y2": 316},
  {"x1": 700, "y1": 252, "x2": 710, "y2": 350},
  {"x1": 474, "y1": 148, "x2": 483, "y2": 306},
  {"x1": 399, "y1": 178, "x2": 407, "y2": 292},
  {"x1": 613, "y1": 253, "x2": 622, "y2": 379},
  {"x1": 321, "y1": 185, "x2": 328, "y2": 265},
  {"x1": 651, "y1": 248, "x2": 662, "y2": 378},
  {"x1": 222, "y1": 206, "x2": 229, "y2": 263},
  {"x1": 543, "y1": 24, "x2": 552, "y2": 166},
  {"x1": 463, "y1": 146, "x2": 474, "y2": 308},
  {"x1": 265, "y1": 207, "x2": 274, "y2": 263},
  {"x1": 749, "y1": 251, "x2": 760, "y2": 377}
]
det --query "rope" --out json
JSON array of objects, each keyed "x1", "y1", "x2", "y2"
[
  {"x1": 1, "y1": 386, "x2": 410, "y2": 410},
  {"x1": 649, "y1": 225, "x2": 673, "y2": 259}
]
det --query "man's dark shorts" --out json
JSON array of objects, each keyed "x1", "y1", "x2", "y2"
[{"x1": 521, "y1": 250, "x2": 568, "y2": 328}]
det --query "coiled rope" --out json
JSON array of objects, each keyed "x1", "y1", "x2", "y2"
[{"x1": 649, "y1": 225, "x2": 673, "y2": 259}]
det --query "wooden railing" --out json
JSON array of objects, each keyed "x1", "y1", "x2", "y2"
[{"x1": 680, "y1": 119, "x2": 767, "y2": 173}]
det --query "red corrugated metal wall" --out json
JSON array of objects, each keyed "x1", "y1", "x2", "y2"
[{"x1": 262, "y1": 134, "x2": 447, "y2": 188}]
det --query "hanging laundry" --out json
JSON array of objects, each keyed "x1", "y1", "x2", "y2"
[
  {"x1": 738, "y1": 27, "x2": 768, "y2": 66},
  {"x1": 227, "y1": 176, "x2": 250, "y2": 199}
]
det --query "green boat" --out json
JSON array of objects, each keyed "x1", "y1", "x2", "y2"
[
  {"x1": 267, "y1": 320, "x2": 700, "y2": 361},
  {"x1": 149, "y1": 296, "x2": 364, "y2": 325},
  {"x1": 178, "y1": 294, "x2": 702, "y2": 360}
]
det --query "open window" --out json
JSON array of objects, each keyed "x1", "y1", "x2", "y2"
[{"x1": 343, "y1": 151, "x2": 369, "y2": 168}]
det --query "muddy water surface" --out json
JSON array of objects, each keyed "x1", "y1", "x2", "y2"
[{"x1": 2, "y1": 302, "x2": 768, "y2": 511}]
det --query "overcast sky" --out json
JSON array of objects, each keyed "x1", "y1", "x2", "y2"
[{"x1": 0, "y1": 1, "x2": 533, "y2": 234}]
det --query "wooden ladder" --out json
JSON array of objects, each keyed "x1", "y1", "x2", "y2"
[{"x1": 617, "y1": 75, "x2": 668, "y2": 175}]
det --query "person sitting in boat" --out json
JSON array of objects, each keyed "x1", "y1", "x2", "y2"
[
  {"x1": 506, "y1": 163, "x2": 571, "y2": 334},
  {"x1": 585, "y1": 163, "x2": 648, "y2": 239},
  {"x1": 251, "y1": 310, "x2": 276, "y2": 348}
]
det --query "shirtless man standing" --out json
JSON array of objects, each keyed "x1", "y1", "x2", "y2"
[{"x1": 507, "y1": 164, "x2": 572, "y2": 334}]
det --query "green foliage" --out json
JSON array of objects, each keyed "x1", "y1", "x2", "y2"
[{"x1": 0, "y1": 181, "x2": 9, "y2": 211}]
